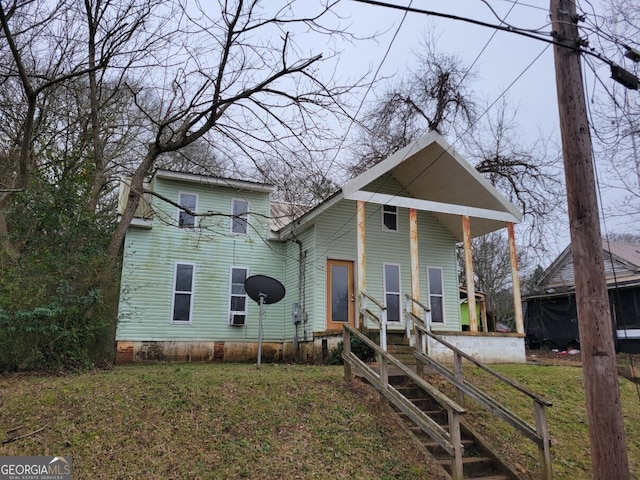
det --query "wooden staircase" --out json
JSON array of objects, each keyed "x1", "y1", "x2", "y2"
[{"x1": 390, "y1": 373, "x2": 521, "y2": 480}]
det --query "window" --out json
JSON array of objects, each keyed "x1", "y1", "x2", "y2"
[
  {"x1": 382, "y1": 205, "x2": 398, "y2": 231},
  {"x1": 231, "y1": 199, "x2": 249, "y2": 234},
  {"x1": 229, "y1": 267, "x2": 248, "y2": 326},
  {"x1": 178, "y1": 193, "x2": 197, "y2": 228},
  {"x1": 171, "y1": 263, "x2": 195, "y2": 323},
  {"x1": 428, "y1": 267, "x2": 444, "y2": 323},
  {"x1": 384, "y1": 264, "x2": 401, "y2": 322}
]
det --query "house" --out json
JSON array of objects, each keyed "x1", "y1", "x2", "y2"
[
  {"x1": 524, "y1": 241, "x2": 640, "y2": 353},
  {"x1": 115, "y1": 131, "x2": 527, "y2": 364}
]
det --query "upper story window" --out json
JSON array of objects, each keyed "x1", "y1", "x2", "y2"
[
  {"x1": 428, "y1": 266, "x2": 444, "y2": 323},
  {"x1": 171, "y1": 262, "x2": 195, "y2": 323},
  {"x1": 178, "y1": 192, "x2": 197, "y2": 228},
  {"x1": 231, "y1": 198, "x2": 249, "y2": 235},
  {"x1": 382, "y1": 205, "x2": 398, "y2": 232}
]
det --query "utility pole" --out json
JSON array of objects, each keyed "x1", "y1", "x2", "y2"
[{"x1": 550, "y1": 0, "x2": 630, "y2": 478}]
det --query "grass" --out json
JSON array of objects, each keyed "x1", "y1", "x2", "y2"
[
  {"x1": 1, "y1": 362, "x2": 638, "y2": 479},
  {"x1": 426, "y1": 362, "x2": 640, "y2": 479},
  {"x1": 0, "y1": 364, "x2": 446, "y2": 480}
]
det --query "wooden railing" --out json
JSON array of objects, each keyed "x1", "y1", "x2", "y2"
[
  {"x1": 341, "y1": 325, "x2": 467, "y2": 480},
  {"x1": 405, "y1": 297, "x2": 553, "y2": 480},
  {"x1": 359, "y1": 291, "x2": 388, "y2": 352}
]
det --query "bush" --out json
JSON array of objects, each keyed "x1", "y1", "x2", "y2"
[{"x1": 326, "y1": 330, "x2": 379, "y2": 365}]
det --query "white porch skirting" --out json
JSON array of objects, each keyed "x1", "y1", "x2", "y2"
[{"x1": 429, "y1": 332, "x2": 526, "y2": 364}]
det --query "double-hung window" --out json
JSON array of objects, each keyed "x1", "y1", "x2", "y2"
[
  {"x1": 428, "y1": 267, "x2": 444, "y2": 323},
  {"x1": 171, "y1": 262, "x2": 195, "y2": 323},
  {"x1": 229, "y1": 267, "x2": 248, "y2": 326},
  {"x1": 382, "y1": 205, "x2": 398, "y2": 232},
  {"x1": 384, "y1": 263, "x2": 401, "y2": 322},
  {"x1": 178, "y1": 193, "x2": 197, "y2": 228},
  {"x1": 231, "y1": 199, "x2": 249, "y2": 235}
]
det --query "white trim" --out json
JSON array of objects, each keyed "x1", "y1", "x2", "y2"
[
  {"x1": 228, "y1": 266, "x2": 249, "y2": 326},
  {"x1": 427, "y1": 266, "x2": 445, "y2": 324},
  {"x1": 383, "y1": 263, "x2": 402, "y2": 323},
  {"x1": 170, "y1": 261, "x2": 196, "y2": 324},
  {"x1": 231, "y1": 198, "x2": 250, "y2": 235},
  {"x1": 178, "y1": 191, "x2": 198, "y2": 228},
  {"x1": 341, "y1": 131, "x2": 522, "y2": 221},
  {"x1": 617, "y1": 329, "x2": 640, "y2": 339},
  {"x1": 345, "y1": 190, "x2": 521, "y2": 223}
]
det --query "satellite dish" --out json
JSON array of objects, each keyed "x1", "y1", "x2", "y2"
[
  {"x1": 244, "y1": 275, "x2": 285, "y2": 305},
  {"x1": 244, "y1": 275, "x2": 285, "y2": 370}
]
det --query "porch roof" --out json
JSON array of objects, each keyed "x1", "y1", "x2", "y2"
[{"x1": 342, "y1": 131, "x2": 522, "y2": 240}]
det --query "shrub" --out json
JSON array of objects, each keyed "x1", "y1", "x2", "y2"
[{"x1": 327, "y1": 330, "x2": 379, "y2": 365}]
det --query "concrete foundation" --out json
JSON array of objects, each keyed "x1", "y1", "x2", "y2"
[{"x1": 428, "y1": 332, "x2": 526, "y2": 363}]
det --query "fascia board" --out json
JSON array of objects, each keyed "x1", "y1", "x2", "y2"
[
  {"x1": 344, "y1": 190, "x2": 521, "y2": 224},
  {"x1": 154, "y1": 170, "x2": 275, "y2": 193}
]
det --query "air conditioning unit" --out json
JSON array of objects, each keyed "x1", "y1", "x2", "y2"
[{"x1": 229, "y1": 314, "x2": 245, "y2": 326}]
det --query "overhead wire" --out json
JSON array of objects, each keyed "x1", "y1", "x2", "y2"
[{"x1": 582, "y1": 57, "x2": 640, "y2": 402}]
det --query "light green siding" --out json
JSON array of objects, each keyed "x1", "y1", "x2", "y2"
[
  {"x1": 117, "y1": 177, "x2": 290, "y2": 342},
  {"x1": 290, "y1": 193, "x2": 461, "y2": 333},
  {"x1": 118, "y1": 173, "x2": 464, "y2": 344}
]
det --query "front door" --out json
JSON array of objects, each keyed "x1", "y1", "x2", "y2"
[{"x1": 326, "y1": 259, "x2": 355, "y2": 330}]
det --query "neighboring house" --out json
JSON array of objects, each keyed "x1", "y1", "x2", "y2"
[
  {"x1": 524, "y1": 241, "x2": 640, "y2": 353},
  {"x1": 459, "y1": 288, "x2": 487, "y2": 332},
  {"x1": 116, "y1": 131, "x2": 527, "y2": 364}
]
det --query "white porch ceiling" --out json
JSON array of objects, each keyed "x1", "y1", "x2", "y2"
[{"x1": 342, "y1": 131, "x2": 522, "y2": 241}]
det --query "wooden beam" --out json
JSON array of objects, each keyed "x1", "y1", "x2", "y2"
[
  {"x1": 462, "y1": 216, "x2": 477, "y2": 332},
  {"x1": 357, "y1": 200, "x2": 366, "y2": 328},
  {"x1": 409, "y1": 208, "x2": 420, "y2": 317},
  {"x1": 507, "y1": 223, "x2": 524, "y2": 334}
]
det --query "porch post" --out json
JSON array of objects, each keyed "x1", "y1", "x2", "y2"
[
  {"x1": 357, "y1": 200, "x2": 366, "y2": 328},
  {"x1": 507, "y1": 222, "x2": 524, "y2": 334},
  {"x1": 409, "y1": 208, "x2": 420, "y2": 317},
  {"x1": 462, "y1": 215, "x2": 478, "y2": 332}
]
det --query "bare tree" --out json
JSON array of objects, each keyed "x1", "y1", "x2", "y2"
[
  {"x1": 350, "y1": 36, "x2": 563, "y2": 256},
  {"x1": 587, "y1": 0, "x2": 640, "y2": 229},
  {"x1": 458, "y1": 231, "x2": 530, "y2": 329},
  {"x1": 0, "y1": 0, "x2": 166, "y2": 260},
  {"x1": 109, "y1": 0, "x2": 358, "y2": 258},
  {"x1": 350, "y1": 37, "x2": 476, "y2": 176}
]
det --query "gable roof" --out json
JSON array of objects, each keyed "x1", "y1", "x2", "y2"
[
  {"x1": 538, "y1": 241, "x2": 640, "y2": 291},
  {"x1": 340, "y1": 131, "x2": 522, "y2": 240},
  {"x1": 278, "y1": 131, "x2": 522, "y2": 240}
]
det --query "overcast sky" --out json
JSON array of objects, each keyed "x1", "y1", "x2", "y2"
[{"x1": 315, "y1": 0, "x2": 636, "y2": 257}]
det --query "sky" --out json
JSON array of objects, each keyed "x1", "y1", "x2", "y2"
[{"x1": 307, "y1": 0, "x2": 634, "y2": 261}]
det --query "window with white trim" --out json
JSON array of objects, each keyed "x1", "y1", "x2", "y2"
[
  {"x1": 384, "y1": 263, "x2": 401, "y2": 322},
  {"x1": 171, "y1": 262, "x2": 195, "y2": 323},
  {"x1": 428, "y1": 267, "x2": 444, "y2": 323},
  {"x1": 231, "y1": 198, "x2": 249, "y2": 235},
  {"x1": 178, "y1": 193, "x2": 197, "y2": 228},
  {"x1": 229, "y1": 267, "x2": 248, "y2": 326},
  {"x1": 382, "y1": 205, "x2": 398, "y2": 231}
]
